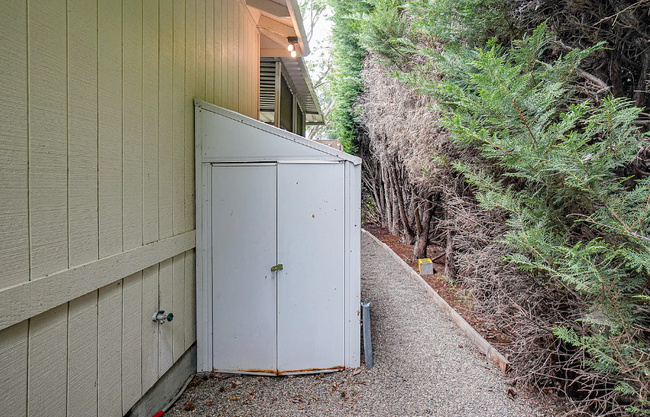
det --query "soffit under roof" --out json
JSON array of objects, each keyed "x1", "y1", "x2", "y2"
[{"x1": 247, "y1": 0, "x2": 310, "y2": 57}]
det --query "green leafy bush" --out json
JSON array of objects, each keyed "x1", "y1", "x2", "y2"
[
  {"x1": 331, "y1": 0, "x2": 650, "y2": 410},
  {"x1": 405, "y1": 0, "x2": 515, "y2": 46},
  {"x1": 415, "y1": 24, "x2": 650, "y2": 413},
  {"x1": 326, "y1": 0, "x2": 373, "y2": 152}
]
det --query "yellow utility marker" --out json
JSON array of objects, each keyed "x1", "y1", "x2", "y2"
[{"x1": 418, "y1": 258, "x2": 434, "y2": 275}]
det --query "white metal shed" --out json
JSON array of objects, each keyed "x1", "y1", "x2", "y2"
[{"x1": 194, "y1": 101, "x2": 361, "y2": 376}]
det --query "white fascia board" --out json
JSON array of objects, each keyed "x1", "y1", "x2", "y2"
[{"x1": 286, "y1": 0, "x2": 310, "y2": 56}]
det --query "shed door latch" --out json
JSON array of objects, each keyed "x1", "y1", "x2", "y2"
[{"x1": 271, "y1": 264, "x2": 283, "y2": 272}]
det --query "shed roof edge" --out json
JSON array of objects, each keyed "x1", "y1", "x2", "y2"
[{"x1": 195, "y1": 100, "x2": 362, "y2": 165}]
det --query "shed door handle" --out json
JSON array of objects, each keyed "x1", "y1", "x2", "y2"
[{"x1": 271, "y1": 264, "x2": 283, "y2": 272}]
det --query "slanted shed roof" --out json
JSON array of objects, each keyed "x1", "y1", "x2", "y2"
[{"x1": 196, "y1": 100, "x2": 360, "y2": 165}]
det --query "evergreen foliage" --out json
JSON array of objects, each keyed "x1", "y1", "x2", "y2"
[
  {"x1": 326, "y1": 0, "x2": 372, "y2": 151},
  {"x1": 405, "y1": 0, "x2": 515, "y2": 46},
  {"x1": 421, "y1": 29, "x2": 650, "y2": 403},
  {"x1": 358, "y1": 0, "x2": 413, "y2": 67},
  {"x1": 330, "y1": 0, "x2": 650, "y2": 413}
]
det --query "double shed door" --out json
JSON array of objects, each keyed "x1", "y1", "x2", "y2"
[{"x1": 211, "y1": 162, "x2": 345, "y2": 375}]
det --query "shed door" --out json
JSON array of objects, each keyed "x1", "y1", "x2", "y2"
[
  {"x1": 210, "y1": 162, "x2": 345, "y2": 374},
  {"x1": 211, "y1": 164, "x2": 277, "y2": 374},
  {"x1": 277, "y1": 162, "x2": 346, "y2": 373}
]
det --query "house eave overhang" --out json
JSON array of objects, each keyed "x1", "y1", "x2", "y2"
[
  {"x1": 247, "y1": 0, "x2": 310, "y2": 58},
  {"x1": 279, "y1": 56, "x2": 323, "y2": 123}
]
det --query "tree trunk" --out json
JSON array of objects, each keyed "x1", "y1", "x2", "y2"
[
  {"x1": 408, "y1": 188, "x2": 417, "y2": 231},
  {"x1": 414, "y1": 198, "x2": 422, "y2": 237},
  {"x1": 634, "y1": 49, "x2": 649, "y2": 109},
  {"x1": 371, "y1": 182, "x2": 383, "y2": 223},
  {"x1": 363, "y1": 165, "x2": 382, "y2": 223},
  {"x1": 390, "y1": 180, "x2": 400, "y2": 235},
  {"x1": 610, "y1": 56, "x2": 624, "y2": 97},
  {"x1": 390, "y1": 165, "x2": 416, "y2": 244},
  {"x1": 444, "y1": 227, "x2": 456, "y2": 281},
  {"x1": 382, "y1": 165, "x2": 396, "y2": 234},
  {"x1": 378, "y1": 174, "x2": 386, "y2": 226},
  {"x1": 414, "y1": 196, "x2": 433, "y2": 260}
]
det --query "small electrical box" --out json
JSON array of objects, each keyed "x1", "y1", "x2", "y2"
[{"x1": 418, "y1": 258, "x2": 434, "y2": 275}]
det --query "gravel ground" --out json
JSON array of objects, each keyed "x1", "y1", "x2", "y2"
[{"x1": 167, "y1": 232, "x2": 555, "y2": 417}]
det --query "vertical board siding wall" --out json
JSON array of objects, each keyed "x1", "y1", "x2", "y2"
[{"x1": 0, "y1": 1, "x2": 260, "y2": 416}]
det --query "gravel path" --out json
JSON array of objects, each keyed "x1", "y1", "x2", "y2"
[{"x1": 167, "y1": 232, "x2": 553, "y2": 416}]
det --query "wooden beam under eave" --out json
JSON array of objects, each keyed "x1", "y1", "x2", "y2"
[
  {"x1": 258, "y1": 15, "x2": 295, "y2": 37},
  {"x1": 247, "y1": 0, "x2": 290, "y2": 18},
  {"x1": 259, "y1": 27, "x2": 289, "y2": 49}
]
